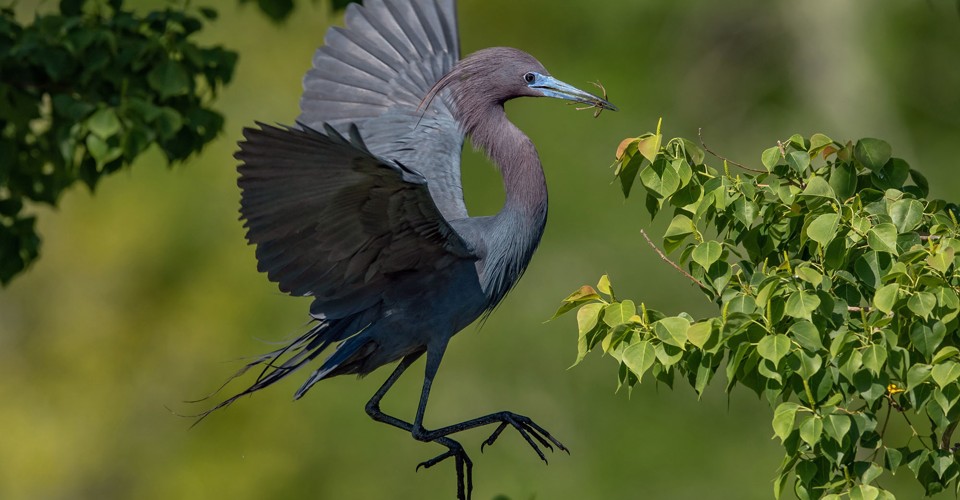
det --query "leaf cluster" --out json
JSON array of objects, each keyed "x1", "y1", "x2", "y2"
[
  {"x1": 240, "y1": 0, "x2": 359, "y2": 23},
  {"x1": 0, "y1": 0, "x2": 237, "y2": 285},
  {"x1": 558, "y1": 125, "x2": 960, "y2": 498}
]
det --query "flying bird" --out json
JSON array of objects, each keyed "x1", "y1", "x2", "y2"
[{"x1": 217, "y1": 0, "x2": 615, "y2": 497}]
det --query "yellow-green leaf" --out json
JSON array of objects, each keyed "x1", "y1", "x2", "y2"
[
  {"x1": 692, "y1": 241, "x2": 722, "y2": 268},
  {"x1": 873, "y1": 284, "x2": 899, "y2": 315},
  {"x1": 807, "y1": 213, "x2": 840, "y2": 246},
  {"x1": 932, "y1": 361, "x2": 960, "y2": 388},
  {"x1": 772, "y1": 402, "x2": 800, "y2": 441},
  {"x1": 758, "y1": 334, "x2": 792, "y2": 366},
  {"x1": 603, "y1": 300, "x2": 636, "y2": 327},
  {"x1": 687, "y1": 321, "x2": 713, "y2": 349},
  {"x1": 654, "y1": 316, "x2": 690, "y2": 348},
  {"x1": 576, "y1": 303, "x2": 603, "y2": 335},
  {"x1": 621, "y1": 341, "x2": 656, "y2": 382}
]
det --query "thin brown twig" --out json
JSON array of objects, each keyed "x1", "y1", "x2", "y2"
[
  {"x1": 698, "y1": 129, "x2": 807, "y2": 189},
  {"x1": 698, "y1": 128, "x2": 766, "y2": 174},
  {"x1": 640, "y1": 229, "x2": 710, "y2": 292}
]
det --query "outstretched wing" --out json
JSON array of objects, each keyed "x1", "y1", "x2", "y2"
[
  {"x1": 236, "y1": 123, "x2": 477, "y2": 318},
  {"x1": 296, "y1": 0, "x2": 467, "y2": 220}
]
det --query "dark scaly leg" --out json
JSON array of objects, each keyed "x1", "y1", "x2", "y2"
[
  {"x1": 408, "y1": 343, "x2": 567, "y2": 472},
  {"x1": 364, "y1": 350, "x2": 473, "y2": 500}
]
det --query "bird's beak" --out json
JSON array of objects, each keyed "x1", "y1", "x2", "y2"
[{"x1": 530, "y1": 74, "x2": 618, "y2": 112}]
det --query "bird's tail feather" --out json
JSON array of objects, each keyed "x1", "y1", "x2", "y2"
[{"x1": 190, "y1": 316, "x2": 369, "y2": 424}]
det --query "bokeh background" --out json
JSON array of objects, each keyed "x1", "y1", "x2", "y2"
[{"x1": 3, "y1": 0, "x2": 960, "y2": 498}]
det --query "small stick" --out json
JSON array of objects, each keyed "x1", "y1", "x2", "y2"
[
  {"x1": 574, "y1": 80, "x2": 608, "y2": 118},
  {"x1": 698, "y1": 128, "x2": 765, "y2": 174},
  {"x1": 640, "y1": 229, "x2": 709, "y2": 291}
]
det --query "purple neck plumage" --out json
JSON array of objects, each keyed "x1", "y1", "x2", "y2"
[{"x1": 442, "y1": 70, "x2": 548, "y2": 309}]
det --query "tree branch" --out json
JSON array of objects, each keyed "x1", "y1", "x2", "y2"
[
  {"x1": 698, "y1": 128, "x2": 766, "y2": 174},
  {"x1": 640, "y1": 229, "x2": 710, "y2": 292}
]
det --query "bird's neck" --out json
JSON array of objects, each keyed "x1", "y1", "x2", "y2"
[
  {"x1": 466, "y1": 105, "x2": 548, "y2": 308},
  {"x1": 469, "y1": 106, "x2": 548, "y2": 222}
]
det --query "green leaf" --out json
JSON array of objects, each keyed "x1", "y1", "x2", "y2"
[
  {"x1": 552, "y1": 285, "x2": 599, "y2": 318},
  {"x1": 640, "y1": 158, "x2": 680, "y2": 198},
  {"x1": 885, "y1": 447, "x2": 903, "y2": 472},
  {"x1": 790, "y1": 320, "x2": 823, "y2": 352},
  {"x1": 147, "y1": 60, "x2": 191, "y2": 99},
  {"x1": 787, "y1": 151, "x2": 811, "y2": 173},
  {"x1": 807, "y1": 214, "x2": 840, "y2": 246},
  {"x1": 692, "y1": 241, "x2": 722, "y2": 268},
  {"x1": 654, "y1": 316, "x2": 689, "y2": 348},
  {"x1": 910, "y1": 322, "x2": 946, "y2": 361},
  {"x1": 908, "y1": 364, "x2": 933, "y2": 388},
  {"x1": 797, "y1": 351, "x2": 823, "y2": 379},
  {"x1": 888, "y1": 199, "x2": 924, "y2": 233},
  {"x1": 801, "y1": 176, "x2": 836, "y2": 200},
  {"x1": 932, "y1": 361, "x2": 960, "y2": 388},
  {"x1": 621, "y1": 341, "x2": 656, "y2": 382},
  {"x1": 926, "y1": 246, "x2": 955, "y2": 274},
  {"x1": 850, "y1": 484, "x2": 880, "y2": 500},
  {"x1": 873, "y1": 284, "x2": 899, "y2": 315},
  {"x1": 603, "y1": 300, "x2": 635, "y2": 327},
  {"x1": 862, "y1": 345, "x2": 888, "y2": 376},
  {"x1": 772, "y1": 402, "x2": 800, "y2": 441},
  {"x1": 824, "y1": 414, "x2": 851, "y2": 443},
  {"x1": 87, "y1": 108, "x2": 121, "y2": 139},
  {"x1": 636, "y1": 133, "x2": 662, "y2": 163},
  {"x1": 576, "y1": 303, "x2": 603, "y2": 335},
  {"x1": 663, "y1": 215, "x2": 694, "y2": 253},
  {"x1": 829, "y1": 163, "x2": 858, "y2": 200},
  {"x1": 687, "y1": 321, "x2": 713, "y2": 349},
  {"x1": 761, "y1": 146, "x2": 781, "y2": 172},
  {"x1": 758, "y1": 334, "x2": 791, "y2": 366},
  {"x1": 908, "y1": 292, "x2": 936, "y2": 320},
  {"x1": 867, "y1": 223, "x2": 898, "y2": 254},
  {"x1": 597, "y1": 275, "x2": 612, "y2": 296},
  {"x1": 810, "y1": 133, "x2": 834, "y2": 153},
  {"x1": 800, "y1": 416, "x2": 823, "y2": 448},
  {"x1": 855, "y1": 138, "x2": 892, "y2": 171},
  {"x1": 785, "y1": 291, "x2": 821, "y2": 320},
  {"x1": 795, "y1": 265, "x2": 823, "y2": 287},
  {"x1": 617, "y1": 155, "x2": 642, "y2": 197},
  {"x1": 933, "y1": 346, "x2": 960, "y2": 365}
]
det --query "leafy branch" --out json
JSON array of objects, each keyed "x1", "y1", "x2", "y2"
[
  {"x1": 0, "y1": 0, "x2": 237, "y2": 285},
  {"x1": 558, "y1": 124, "x2": 960, "y2": 499}
]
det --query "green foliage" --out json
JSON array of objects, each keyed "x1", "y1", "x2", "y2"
[
  {"x1": 560, "y1": 125, "x2": 960, "y2": 498},
  {"x1": 0, "y1": 0, "x2": 237, "y2": 285},
  {"x1": 242, "y1": 0, "x2": 360, "y2": 23}
]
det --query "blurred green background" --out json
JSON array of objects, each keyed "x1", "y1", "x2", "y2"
[{"x1": 2, "y1": 0, "x2": 959, "y2": 498}]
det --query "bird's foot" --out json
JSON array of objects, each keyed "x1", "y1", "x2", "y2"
[
  {"x1": 416, "y1": 437, "x2": 473, "y2": 500},
  {"x1": 479, "y1": 412, "x2": 569, "y2": 464}
]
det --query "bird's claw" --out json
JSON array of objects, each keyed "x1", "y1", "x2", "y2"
[
  {"x1": 416, "y1": 440, "x2": 473, "y2": 500},
  {"x1": 478, "y1": 412, "x2": 569, "y2": 464}
]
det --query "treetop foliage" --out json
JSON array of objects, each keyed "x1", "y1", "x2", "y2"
[
  {"x1": 558, "y1": 122, "x2": 960, "y2": 498},
  {"x1": 0, "y1": 0, "x2": 237, "y2": 285}
]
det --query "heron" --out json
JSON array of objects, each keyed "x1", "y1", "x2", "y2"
[{"x1": 215, "y1": 0, "x2": 615, "y2": 497}]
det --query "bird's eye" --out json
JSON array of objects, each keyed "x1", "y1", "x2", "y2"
[{"x1": 523, "y1": 72, "x2": 536, "y2": 84}]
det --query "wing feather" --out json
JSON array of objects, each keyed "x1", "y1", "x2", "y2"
[
  {"x1": 297, "y1": 0, "x2": 467, "y2": 221},
  {"x1": 236, "y1": 123, "x2": 476, "y2": 316}
]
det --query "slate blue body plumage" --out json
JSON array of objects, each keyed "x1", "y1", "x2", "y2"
[{"x1": 223, "y1": 1, "x2": 615, "y2": 497}]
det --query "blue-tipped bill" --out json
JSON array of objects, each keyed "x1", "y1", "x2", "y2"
[{"x1": 528, "y1": 73, "x2": 618, "y2": 112}]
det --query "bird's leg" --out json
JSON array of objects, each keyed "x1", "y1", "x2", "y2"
[
  {"x1": 364, "y1": 351, "x2": 473, "y2": 500},
  {"x1": 419, "y1": 411, "x2": 568, "y2": 463},
  {"x1": 409, "y1": 344, "x2": 567, "y2": 465}
]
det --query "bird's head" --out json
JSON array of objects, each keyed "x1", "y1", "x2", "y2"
[{"x1": 422, "y1": 47, "x2": 617, "y2": 120}]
